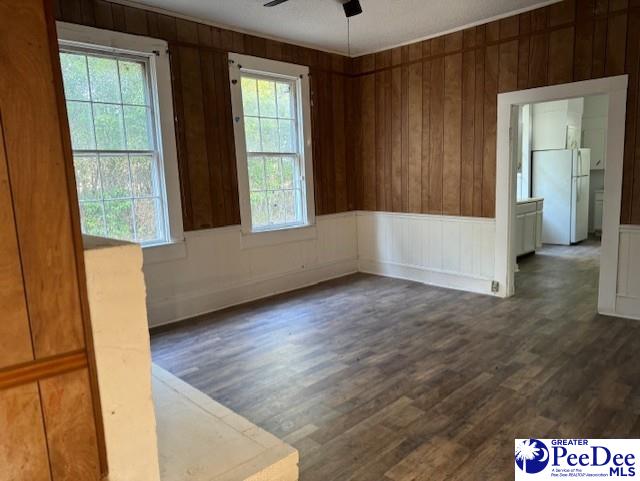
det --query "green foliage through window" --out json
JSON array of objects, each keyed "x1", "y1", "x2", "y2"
[{"x1": 61, "y1": 47, "x2": 165, "y2": 244}]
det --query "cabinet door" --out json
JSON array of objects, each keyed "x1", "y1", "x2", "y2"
[
  {"x1": 523, "y1": 212, "x2": 537, "y2": 254},
  {"x1": 515, "y1": 214, "x2": 525, "y2": 256}
]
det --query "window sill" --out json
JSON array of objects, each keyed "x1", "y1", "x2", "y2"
[
  {"x1": 142, "y1": 239, "x2": 187, "y2": 264},
  {"x1": 240, "y1": 224, "x2": 316, "y2": 250}
]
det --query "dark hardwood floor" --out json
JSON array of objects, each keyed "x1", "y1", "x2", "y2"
[{"x1": 151, "y1": 239, "x2": 640, "y2": 480}]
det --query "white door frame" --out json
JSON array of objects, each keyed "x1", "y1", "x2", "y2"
[{"x1": 494, "y1": 75, "x2": 628, "y2": 316}]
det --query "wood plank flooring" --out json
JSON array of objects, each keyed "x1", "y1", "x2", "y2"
[{"x1": 151, "y1": 239, "x2": 640, "y2": 480}]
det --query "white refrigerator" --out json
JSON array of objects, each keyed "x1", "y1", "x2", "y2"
[{"x1": 532, "y1": 148, "x2": 591, "y2": 245}]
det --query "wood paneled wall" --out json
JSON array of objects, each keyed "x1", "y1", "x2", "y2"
[
  {"x1": 0, "y1": 0, "x2": 106, "y2": 478},
  {"x1": 54, "y1": 0, "x2": 354, "y2": 230},
  {"x1": 352, "y1": 0, "x2": 640, "y2": 223}
]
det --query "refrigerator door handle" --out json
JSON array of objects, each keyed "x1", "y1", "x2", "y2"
[
  {"x1": 576, "y1": 177, "x2": 580, "y2": 202},
  {"x1": 577, "y1": 150, "x2": 582, "y2": 175}
]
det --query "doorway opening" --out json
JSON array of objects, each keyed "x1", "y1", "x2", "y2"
[
  {"x1": 494, "y1": 76, "x2": 628, "y2": 317},
  {"x1": 511, "y1": 95, "x2": 608, "y2": 304}
]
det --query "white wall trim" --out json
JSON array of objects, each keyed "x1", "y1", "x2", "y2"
[
  {"x1": 148, "y1": 257, "x2": 357, "y2": 328},
  {"x1": 355, "y1": 210, "x2": 495, "y2": 224},
  {"x1": 495, "y1": 76, "x2": 628, "y2": 317},
  {"x1": 356, "y1": 211, "x2": 496, "y2": 296}
]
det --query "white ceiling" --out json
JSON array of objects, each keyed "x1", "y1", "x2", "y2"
[{"x1": 122, "y1": 0, "x2": 560, "y2": 56}]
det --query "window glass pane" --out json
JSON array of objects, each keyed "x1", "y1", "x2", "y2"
[
  {"x1": 130, "y1": 155, "x2": 155, "y2": 197},
  {"x1": 124, "y1": 106, "x2": 152, "y2": 150},
  {"x1": 278, "y1": 119, "x2": 295, "y2": 152},
  {"x1": 264, "y1": 156, "x2": 282, "y2": 191},
  {"x1": 88, "y1": 56, "x2": 121, "y2": 103},
  {"x1": 281, "y1": 157, "x2": 295, "y2": 189},
  {"x1": 119, "y1": 60, "x2": 147, "y2": 105},
  {"x1": 257, "y1": 80, "x2": 276, "y2": 117},
  {"x1": 276, "y1": 82, "x2": 292, "y2": 118},
  {"x1": 61, "y1": 48, "x2": 166, "y2": 245},
  {"x1": 244, "y1": 116, "x2": 261, "y2": 152},
  {"x1": 250, "y1": 191, "x2": 268, "y2": 227},
  {"x1": 241, "y1": 77, "x2": 258, "y2": 116},
  {"x1": 260, "y1": 118, "x2": 278, "y2": 152},
  {"x1": 67, "y1": 101, "x2": 96, "y2": 150},
  {"x1": 134, "y1": 198, "x2": 160, "y2": 242},
  {"x1": 74, "y1": 156, "x2": 101, "y2": 200},
  {"x1": 284, "y1": 189, "x2": 297, "y2": 222},
  {"x1": 104, "y1": 200, "x2": 134, "y2": 240},
  {"x1": 100, "y1": 155, "x2": 131, "y2": 199},
  {"x1": 94, "y1": 104, "x2": 126, "y2": 150},
  {"x1": 60, "y1": 53, "x2": 90, "y2": 101},
  {"x1": 248, "y1": 156, "x2": 265, "y2": 191},
  {"x1": 79, "y1": 202, "x2": 106, "y2": 236},
  {"x1": 268, "y1": 190, "x2": 286, "y2": 225}
]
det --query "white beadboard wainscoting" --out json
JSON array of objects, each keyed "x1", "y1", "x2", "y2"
[
  {"x1": 616, "y1": 225, "x2": 640, "y2": 320},
  {"x1": 143, "y1": 212, "x2": 358, "y2": 327},
  {"x1": 356, "y1": 211, "x2": 496, "y2": 295}
]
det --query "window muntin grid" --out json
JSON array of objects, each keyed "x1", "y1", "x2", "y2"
[
  {"x1": 60, "y1": 47, "x2": 166, "y2": 244},
  {"x1": 240, "y1": 74, "x2": 305, "y2": 230}
]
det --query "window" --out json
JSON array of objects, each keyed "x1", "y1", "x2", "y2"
[
  {"x1": 59, "y1": 46, "x2": 167, "y2": 245},
  {"x1": 230, "y1": 54, "x2": 315, "y2": 235}
]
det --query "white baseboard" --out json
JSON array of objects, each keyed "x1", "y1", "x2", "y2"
[
  {"x1": 148, "y1": 258, "x2": 357, "y2": 328},
  {"x1": 358, "y1": 259, "x2": 494, "y2": 295},
  {"x1": 613, "y1": 296, "x2": 640, "y2": 321}
]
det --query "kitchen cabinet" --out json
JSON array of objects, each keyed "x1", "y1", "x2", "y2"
[
  {"x1": 593, "y1": 190, "x2": 604, "y2": 233},
  {"x1": 515, "y1": 198, "x2": 544, "y2": 257}
]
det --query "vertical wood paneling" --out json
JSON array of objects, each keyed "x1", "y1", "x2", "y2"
[
  {"x1": 474, "y1": 45, "x2": 485, "y2": 218},
  {"x1": 421, "y1": 58, "x2": 431, "y2": 212},
  {"x1": 392, "y1": 66, "x2": 403, "y2": 211},
  {"x1": 361, "y1": 74, "x2": 376, "y2": 210},
  {"x1": 401, "y1": 54, "x2": 410, "y2": 212},
  {"x1": 621, "y1": 10, "x2": 640, "y2": 223},
  {"x1": 605, "y1": 13, "x2": 628, "y2": 75},
  {"x1": 177, "y1": 46, "x2": 213, "y2": 229},
  {"x1": 529, "y1": 33, "x2": 549, "y2": 87},
  {"x1": 408, "y1": 61, "x2": 423, "y2": 213},
  {"x1": 483, "y1": 45, "x2": 499, "y2": 218},
  {"x1": 548, "y1": 27, "x2": 575, "y2": 84},
  {"x1": 375, "y1": 68, "x2": 387, "y2": 211},
  {"x1": 574, "y1": 20, "x2": 595, "y2": 80},
  {"x1": 0, "y1": 115, "x2": 33, "y2": 369},
  {"x1": 429, "y1": 57, "x2": 444, "y2": 214},
  {"x1": 443, "y1": 53, "x2": 462, "y2": 215},
  {"x1": 2, "y1": 0, "x2": 86, "y2": 358},
  {"x1": 40, "y1": 369, "x2": 101, "y2": 480},
  {"x1": 499, "y1": 40, "x2": 518, "y2": 92},
  {"x1": 592, "y1": 18, "x2": 608, "y2": 77},
  {"x1": 0, "y1": 383, "x2": 51, "y2": 481},
  {"x1": 199, "y1": 50, "x2": 226, "y2": 227},
  {"x1": 461, "y1": 50, "x2": 476, "y2": 217},
  {"x1": 333, "y1": 74, "x2": 348, "y2": 212},
  {"x1": 55, "y1": 0, "x2": 640, "y2": 224}
]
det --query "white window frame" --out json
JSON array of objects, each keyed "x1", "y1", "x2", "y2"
[
  {"x1": 229, "y1": 53, "x2": 316, "y2": 245},
  {"x1": 56, "y1": 22, "x2": 184, "y2": 252}
]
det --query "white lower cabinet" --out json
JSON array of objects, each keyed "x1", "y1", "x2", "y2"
[{"x1": 515, "y1": 198, "x2": 544, "y2": 257}]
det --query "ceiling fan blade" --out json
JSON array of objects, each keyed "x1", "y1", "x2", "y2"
[{"x1": 264, "y1": 0, "x2": 290, "y2": 6}]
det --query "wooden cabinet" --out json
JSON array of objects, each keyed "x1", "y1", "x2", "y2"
[
  {"x1": 0, "y1": 0, "x2": 106, "y2": 479},
  {"x1": 515, "y1": 198, "x2": 544, "y2": 257}
]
